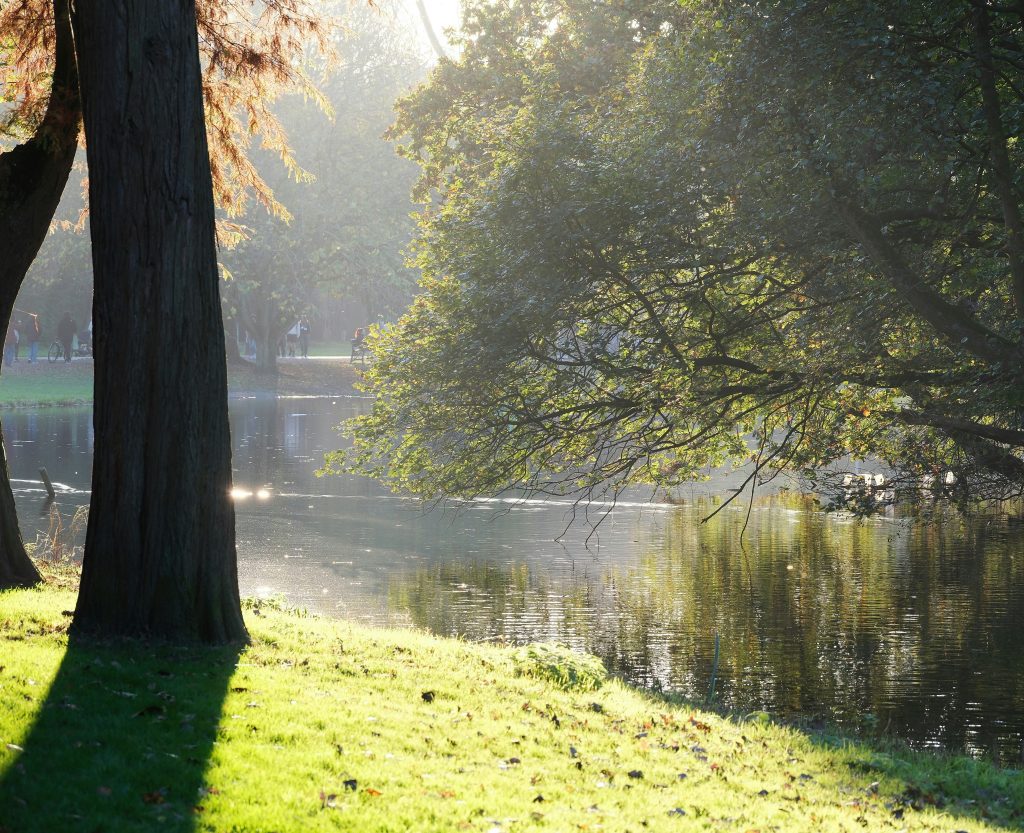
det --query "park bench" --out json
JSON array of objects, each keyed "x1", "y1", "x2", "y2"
[{"x1": 351, "y1": 339, "x2": 369, "y2": 364}]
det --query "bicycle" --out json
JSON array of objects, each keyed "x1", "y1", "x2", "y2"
[{"x1": 47, "y1": 340, "x2": 92, "y2": 362}]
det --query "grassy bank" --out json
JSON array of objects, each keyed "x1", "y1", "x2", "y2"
[
  {"x1": 0, "y1": 584, "x2": 1020, "y2": 833},
  {"x1": 0, "y1": 357, "x2": 364, "y2": 408},
  {"x1": 0, "y1": 361, "x2": 93, "y2": 407}
]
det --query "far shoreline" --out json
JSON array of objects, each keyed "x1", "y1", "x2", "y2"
[{"x1": 0, "y1": 354, "x2": 366, "y2": 409}]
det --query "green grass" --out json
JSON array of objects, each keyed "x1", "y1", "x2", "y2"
[
  {"x1": 1, "y1": 583, "x2": 1021, "y2": 832},
  {"x1": 305, "y1": 340, "x2": 358, "y2": 358},
  {"x1": 0, "y1": 354, "x2": 361, "y2": 408},
  {"x1": 0, "y1": 367, "x2": 93, "y2": 407}
]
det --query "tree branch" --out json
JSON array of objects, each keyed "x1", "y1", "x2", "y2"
[
  {"x1": 834, "y1": 199, "x2": 1018, "y2": 363},
  {"x1": 971, "y1": 3, "x2": 1024, "y2": 312},
  {"x1": 894, "y1": 408, "x2": 1024, "y2": 446}
]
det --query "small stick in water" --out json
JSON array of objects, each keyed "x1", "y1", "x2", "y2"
[{"x1": 39, "y1": 467, "x2": 56, "y2": 499}]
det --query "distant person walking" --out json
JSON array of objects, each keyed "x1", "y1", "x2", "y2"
[
  {"x1": 26, "y1": 313, "x2": 41, "y2": 363},
  {"x1": 57, "y1": 312, "x2": 76, "y2": 363},
  {"x1": 299, "y1": 317, "x2": 311, "y2": 358}
]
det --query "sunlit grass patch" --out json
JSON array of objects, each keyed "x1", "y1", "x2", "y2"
[{"x1": 1, "y1": 583, "x2": 1021, "y2": 832}]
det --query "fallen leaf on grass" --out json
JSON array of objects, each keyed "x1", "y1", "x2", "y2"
[
  {"x1": 133, "y1": 704, "x2": 166, "y2": 718},
  {"x1": 364, "y1": 788, "x2": 382, "y2": 797},
  {"x1": 142, "y1": 789, "x2": 167, "y2": 805},
  {"x1": 97, "y1": 786, "x2": 112, "y2": 796},
  {"x1": 320, "y1": 791, "x2": 338, "y2": 809},
  {"x1": 627, "y1": 770, "x2": 644, "y2": 780},
  {"x1": 421, "y1": 690, "x2": 435, "y2": 703},
  {"x1": 343, "y1": 779, "x2": 358, "y2": 791}
]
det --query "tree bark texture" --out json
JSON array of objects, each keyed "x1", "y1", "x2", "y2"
[
  {"x1": 70, "y1": 0, "x2": 247, "y2": 641},
  {"x1": 0, "y1": 0, "x2": 80, "y2": 590}
]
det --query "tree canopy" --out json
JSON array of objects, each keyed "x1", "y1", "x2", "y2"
[{"x1": 340, "y1": 0, "x2": 1024, "y2": 509}]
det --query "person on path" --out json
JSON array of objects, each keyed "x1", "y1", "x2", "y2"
[
  {"x1": 27, "y1": 314, "x2": 41, "y2": 363},
  {"x1": 57, "y1": 312, "x2": 76, "y2": 363},
  {"x1": 299, "y1": 317, "x2": 311, "y2": 358}
]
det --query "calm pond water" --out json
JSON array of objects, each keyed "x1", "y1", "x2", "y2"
[{"x1": 5, "y1": 397, "x2": 1024, "y2": 762}]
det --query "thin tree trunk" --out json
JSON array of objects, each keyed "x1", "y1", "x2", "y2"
[
  {"x1": 70, "y1": 0, "x2": 247, "y2": 642},
  {"x1": 240, "y1": 292, "x2": 279, "y2": 373},
  {"x1": 0, "y1": 0, "x2": 80, "y2": 590},
  {"x1": 414, "y1": 0, "x2": 447, "y2": 60}
]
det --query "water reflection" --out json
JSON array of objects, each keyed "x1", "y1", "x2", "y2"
[{"x1": 6, "y1": 397, "x2": 1024, "y2": 762}]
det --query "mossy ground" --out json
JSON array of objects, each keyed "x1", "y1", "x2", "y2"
[{"x1": 1, "y1": 584, "x2": 1021, "y2": 832}]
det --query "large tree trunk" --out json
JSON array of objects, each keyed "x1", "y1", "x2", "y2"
[
  {"x1": 70, "y1": 0, "x2": 247, "y2": 642},
  {"x1": 0, "y1": 0, "x2": 80, "y2": 590}
]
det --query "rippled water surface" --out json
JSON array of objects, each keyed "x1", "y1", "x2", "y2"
[{"x1": 7, "y1": 397, "x2": 1023, "y2": 761}]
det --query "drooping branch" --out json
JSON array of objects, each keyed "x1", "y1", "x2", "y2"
[
  {"x1": 895, "y1": 408, "x2": 1024, "y2": 447},
  {"x1": 835, "y1": 199, "x2": 1018, "y2": 364},
  {"x1": 971, "y1": 2, "x2": 1024, "y2": 313}
]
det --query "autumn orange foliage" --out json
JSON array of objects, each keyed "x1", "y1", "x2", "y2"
[{"x1": 0, "y1": 0, "x2": 334, "y2": 237}]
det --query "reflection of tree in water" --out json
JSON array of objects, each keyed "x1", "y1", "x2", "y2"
[
  {"x1": 388, "y1": 561, "x2": 596, "y2": 648},
  {"x1": 387, "y1": 494, "x2": 1024, "y2": 760}
]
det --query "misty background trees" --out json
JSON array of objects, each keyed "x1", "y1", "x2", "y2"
[
  {"x1": 223, "y1": 2, "x2": 427, "y2": 371},
  {"x1": 14, "y1": 1, "x2": 428, "y2": 373}
]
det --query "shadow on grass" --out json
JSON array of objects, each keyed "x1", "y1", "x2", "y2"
[
  {"x1": 656, "y1": 693, "x2": 1024, "y2": 831},
  {"x1": 804, "y1": 731, "x2": 1024, "y2": 832},
  {"x1": 0, "y1": 632, "x2": 240, "y2": 832}
]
